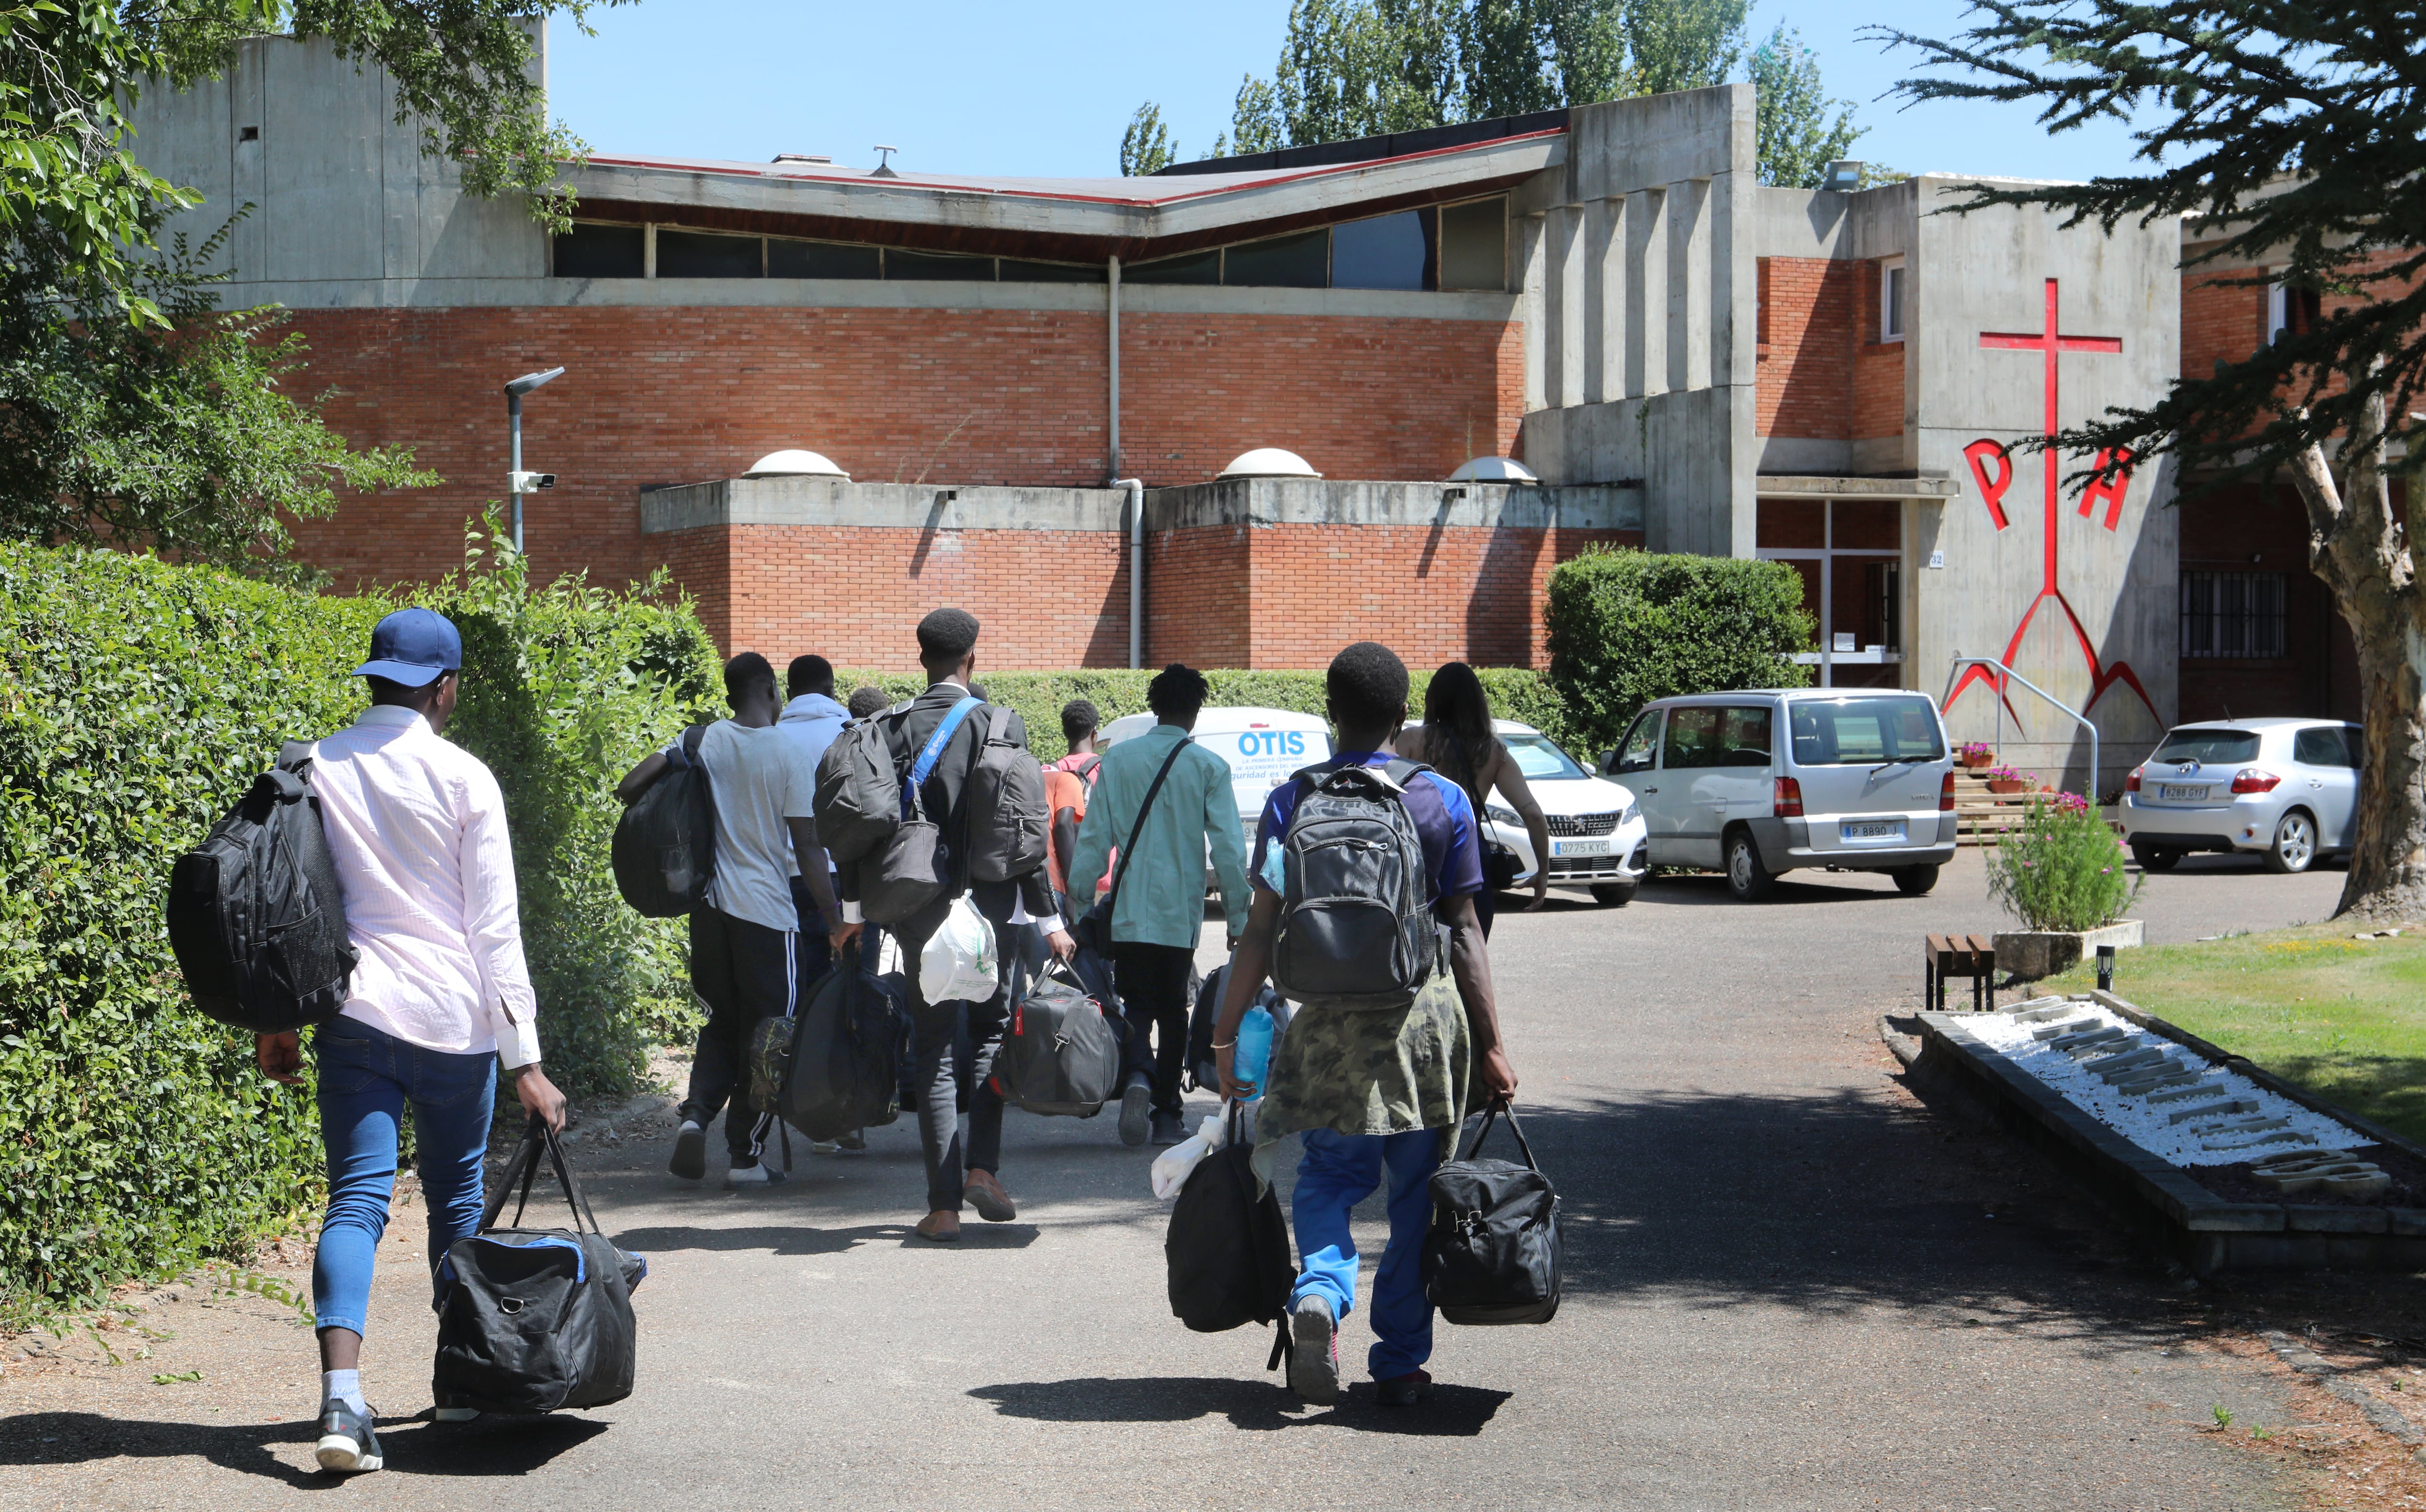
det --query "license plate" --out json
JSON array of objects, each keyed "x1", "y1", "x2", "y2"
[
  {"x1": 1553, "y1": 838, "x2": 1613, "y2": 857},
  {"x1": 2158, "y1": 785, "x2": 2206, "y2": 801},
  {"x1": 1841, "y1": 821, "x2": 1903, "y2": 841}
]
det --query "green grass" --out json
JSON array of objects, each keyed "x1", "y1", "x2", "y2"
[{"x1": 2043, "y1": 920, "x2": 2426, "y2": 1145}]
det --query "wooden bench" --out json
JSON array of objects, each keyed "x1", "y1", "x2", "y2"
[{"x1": 1924, "y1": 933, "x2": 1998, "y2": 1012}]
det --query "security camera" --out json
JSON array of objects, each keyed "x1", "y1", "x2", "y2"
[{"x1": 508, "y1": 471, "x2": 557, "y2": 493}]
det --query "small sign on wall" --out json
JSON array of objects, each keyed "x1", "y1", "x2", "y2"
[{"x1": 1928, "y1": 548, "x2": 1946, "y2": 569}]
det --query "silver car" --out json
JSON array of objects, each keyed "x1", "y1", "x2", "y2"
[
  {"x1": 2121, "y1": 719, "x2": 2361, "y2": 874},
  {"x1": 1606, "y1": 689, "x2": 1958, "y2": 901}
]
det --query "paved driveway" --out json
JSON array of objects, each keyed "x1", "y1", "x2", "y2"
[{"x1": 0, "y1": 848, "x2": 2353, "y2": 1509}]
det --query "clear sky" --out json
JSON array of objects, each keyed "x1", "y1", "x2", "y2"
[{"x1": 547, "y1": 0, "x2": 2154, "y2": 183}]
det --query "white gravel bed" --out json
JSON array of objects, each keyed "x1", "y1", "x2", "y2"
[{"x1": 1959, "y1": 998, "x2": 2368, "y2": 1167}]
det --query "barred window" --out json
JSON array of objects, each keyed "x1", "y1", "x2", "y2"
[{"x1": 2180, "y1": 570, "x2": 2287, "y2": 658}]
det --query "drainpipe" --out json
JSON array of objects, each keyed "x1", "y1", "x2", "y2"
[
  {"x1": 1117, "y1": 477, "x2": 1144, "y2": 669},
  {"x1": 1106, "y1": 254, "x2": 1123, "y2": 479}
]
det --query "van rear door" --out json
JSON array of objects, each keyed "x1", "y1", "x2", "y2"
[{"x1": 1784, "y1": 695, "x2": 1948, "y2": 855}]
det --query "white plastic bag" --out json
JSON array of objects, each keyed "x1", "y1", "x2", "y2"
[
  {"x1": 918, "y1": 896, "x2": 998, "y2": 1003},
  {"x1": 1149, "y1": 1112, "x2": 1231, "y2": 1200}
]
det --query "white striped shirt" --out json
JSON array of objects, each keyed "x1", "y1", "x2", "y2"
[{"x1": 311, "y1": 704, "x2": 541, "y2": 1067}]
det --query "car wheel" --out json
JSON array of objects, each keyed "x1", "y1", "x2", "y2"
[
  {"x1": 1889, "y1": 863, "x2": 1939, "y2": 897},
  {"x1": 2263, "y1": 810, "x2": 2316, "y2": 874},
  {"x1": 2130, "y1": 840, "x2": 2182, "y2": 873},
  {"x1": 1724, "y1": 831, "x2": 1775, "y2": 902},
  {"x1": 1590, "y1": 882, "x2": 1637, "y2": 907}
]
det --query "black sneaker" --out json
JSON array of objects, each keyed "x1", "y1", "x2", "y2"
[
  {"x1": 1374, "y1": 1368, "x2": 1433, "y2": 1407},
  {"x1": 313, "y1": 1398, "x2": 383, "y2": 1474},
  {"x1": 1150, "y1": 1112, "x2": 1185, "y2": 1146},
  {"x1": 669, "y1": 1118, "x2": 707, "y2": 1181},
  {"x1": 1288, "y1": 1295, "x2": 1340, "y2": 1405},
  {"x1": 1117, "y1": 1071, "x2": 1152, "y2": 1148}
]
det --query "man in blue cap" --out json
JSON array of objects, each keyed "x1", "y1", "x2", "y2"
[{"x1": 254, "y1": 606, "x2": 566, "y2": 1475}]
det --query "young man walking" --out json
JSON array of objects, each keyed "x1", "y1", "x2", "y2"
[
  {"x1": 253, "y1": 607, "x2": 567, "y2": 1475},
  {"x1": 1043, "y1": 697, "x2": 1104, "y2": 913},
  {"x1": 1067, "y1": 665, "x2": 1249, "y2": 1147},
  {"x1": 618, "y1": 652, "x2": 843, "y2": 1188},
  {"x1": 778, "y1": 653, "x2": 850, "y2": 988},
  {"x1": 832, "y1": 608, "x2": 1072, "y2": 1241},
  {"x1": 1212, "y1": 641, "x2": 1519, "y2": 1409}
]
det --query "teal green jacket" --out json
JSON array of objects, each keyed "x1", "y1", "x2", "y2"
[{"x1": 1067, "y1": 723, "x2": 1251, "y2": 948}]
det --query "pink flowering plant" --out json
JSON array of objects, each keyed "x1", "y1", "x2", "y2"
[
  {"x1": 1984, "y1": 764, "x2": 2023, "y2": 783},
  {"x1": 1988, "y1": 796, "x2": 2141, "y2": 932},
  {"x1": 1958, "y1": 741, "x2": 1992, "y2": 761}
]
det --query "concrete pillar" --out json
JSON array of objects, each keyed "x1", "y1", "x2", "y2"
[
  {"x1": 1547, "y1": 205, "x2": 1586, "y2": 408},
  {"x1": 1626, "y1": 187, "x2": 1666, "y2": 398},
  {"x1": 1518, "y1": 212, "x2": 1548, "y2": 412},
  {"x1": 1669, "y1": 178, "x2": 1712, "y2": 394},
  {"x1": 1583, "y1": 197, "x2": 1621, "y2": 404}
]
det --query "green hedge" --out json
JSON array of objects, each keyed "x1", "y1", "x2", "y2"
[
  {"x1": 1544, "y1": 546, "x2": 1814, "y2": 756},
  {"x1": 835, "y1": 667, "x2": 1579, "y2": 760},
  {"x1": 0, "y1": 529, "x2": 717, "y2": 1316}
]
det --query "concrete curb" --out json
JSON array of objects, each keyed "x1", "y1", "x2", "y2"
[{"x1": 2257, "y1": 1329, "x2": 2426, "y2": 1450}]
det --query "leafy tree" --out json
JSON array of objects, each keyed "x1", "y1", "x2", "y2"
[
  {"x1": 1749, "y1": 22, "x2": 1862, "y2": 188},
  {"x1": 1205, "y1": 74, "x2": 1285, "y2": 158},
  {"x1": 1622, "y1": 0, "x2": 1745, "y2": 96},
  {"x1": 1119, "y1": 101, "x2": 1177, "y2": 176},
  {"x1": 1877, "y1": 1, "x2": 2426, "y2": 920}
]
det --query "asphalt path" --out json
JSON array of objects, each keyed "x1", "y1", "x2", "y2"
[{"x1": 0, "y1": 847, "x2": 2354, "y2": 1509}]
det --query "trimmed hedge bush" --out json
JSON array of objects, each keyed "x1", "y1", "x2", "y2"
[
  {"x1": 834, "y1": 667, "x2": 1578, "y2": 760},
  {"x1": 1544, "y1": 546, "x2": 1814, "y2": 756},
  {"x1": 0, "y1": 529, "x2": 717, "y2": 1316}
]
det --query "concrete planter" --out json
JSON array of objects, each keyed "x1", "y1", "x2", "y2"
[{"x1": 1992, "y1": 920, "x2": 2145, "y2": 981}]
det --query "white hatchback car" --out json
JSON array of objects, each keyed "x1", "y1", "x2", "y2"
[
  {"x1": 1406, "y1": 719, "x2": 1649, "y2": 906},
  {"x1": 2120, "y1": 719, "x2": 2362, "y2": 873}
]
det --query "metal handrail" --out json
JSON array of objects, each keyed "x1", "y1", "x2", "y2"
[{"x1": 1940, "y1": 656, "x2": 2099, "y2": 801}]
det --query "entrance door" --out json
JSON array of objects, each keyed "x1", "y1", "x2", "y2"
[{"x1": 1757, "y1": 497, "x2": 1906, "y2": 690}]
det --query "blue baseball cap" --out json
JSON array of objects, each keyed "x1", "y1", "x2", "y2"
[{"x1": 353, "y1": 607, "x2": 463, "y2": 688}]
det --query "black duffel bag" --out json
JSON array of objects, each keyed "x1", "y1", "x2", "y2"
[
  {"x1": 1166, "y1": 1103, "x2": 1295, "y2": 1370},
  {"x1": 611, "y1": 723, "x2": 713, "y2": 917},
  {"x1": 993, "y1": 959, "x2": 1123, "y2": 1117},
  {"x1": 434, "y1": 1115, "x2": 647, "y2": 1414},
  {"x1": 1421, "y1": 1103, "x2": 1561, "y2": 1326}
]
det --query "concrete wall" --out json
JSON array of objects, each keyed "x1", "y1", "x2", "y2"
[{"x1": 1510, "y1": 85, "x2": 1756, "y2": 558}]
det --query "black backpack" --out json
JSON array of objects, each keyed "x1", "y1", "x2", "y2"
[
  {"x1": 1270, "y1": 759, "x2": 1440, "y2": 1012},
  {"x1": 993, "y1": 959, "x2": 1124, "y2": 1117},
  {"x1": 433, "y1": 1116, "x2": 646, "y2": 1414},
  {"x1": 964, "y1": 706, "x2": 1049, "y2": 884},
  {"x1": 612, "y1": 724, "x2": 714, "y2": 917},
  {"x1": 813, "y1": 706, "x2": 907, "y2": 866},
  {"x1": 165, "y1": 740, "x2": 359, "y2": 1034},
  {"x1": 1166, "y1": 1104, "x2": 1296, "y2": 1369},
  {"x1": 1187, "y1": 962, "x2": 1284, "y2": 1092},
  {"x1": 775, "y1": 951, "x2": 905, "y2": 1140},
  {"x1": 1422, "y1": 1104, "x2": 1561, "y2": 1326}
]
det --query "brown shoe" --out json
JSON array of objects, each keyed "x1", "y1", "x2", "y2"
[
  {"x1": 964, "y1": 1169, "x2": 1016, "y2": 1222},
  {"x1": 914, "y1": 1209, "x2": 961, "y2": 1243}
]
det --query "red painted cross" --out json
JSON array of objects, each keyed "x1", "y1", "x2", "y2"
[{"x1": 1948, "y1": 278, "x2": 2158, "y2": 724}]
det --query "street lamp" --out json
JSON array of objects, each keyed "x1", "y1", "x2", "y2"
[{"x1": 503, "y1": 366, "x2": 565, "y2": 553}]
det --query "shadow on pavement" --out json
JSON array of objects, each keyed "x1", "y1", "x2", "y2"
[
  {"x1": 610, "y1": 1221, "x2": 1039, "y2": 1255},
  {"x1": 967, "y1": 1376, "x2": 1508, "y2": 1435},
  {"x1": 0, "y1": 1408, "x2": 605, "y2": 1481},
  {"x1": 1627, "y1": 873, "x2": 1904, "y2": 907}
]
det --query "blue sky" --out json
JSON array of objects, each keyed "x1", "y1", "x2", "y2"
[{"x1": 547, "y1": 1, "x2": 2154, "y2": 182}]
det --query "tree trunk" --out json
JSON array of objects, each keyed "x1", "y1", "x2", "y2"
[{"x1": 2284, "y1": 396, "x2": 2426, "y2": 920}]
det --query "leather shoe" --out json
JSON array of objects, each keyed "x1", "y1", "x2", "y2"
[
  {"x1": 1118, "y1": 1071, "x2": 1152, "y2": 1147},
  {"x1": 964, "y1": 1168, "x2": 1016, "y2": 1222},
  {"x1": 914, "y1": 1209, "x2": 961, "y2": 1242}
]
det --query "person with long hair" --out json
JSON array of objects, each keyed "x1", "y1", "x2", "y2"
[{"x1": 1395, "y1": 662, "x2": 1551, "y2": 935}]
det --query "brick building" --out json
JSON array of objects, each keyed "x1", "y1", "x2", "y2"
[{"x1": 130, "y1": 31, "x2": 2366, "y2": 785}]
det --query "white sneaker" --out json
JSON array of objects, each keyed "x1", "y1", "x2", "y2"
[{"x1": 724, "y1": 1162, "x2": 787, "y2": 1188}]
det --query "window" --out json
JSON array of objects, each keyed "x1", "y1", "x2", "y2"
[
  {"x1": 885, "y1": 248, "x2": 993, "y2": 281},
  {"x1": 656, "y1": 229, "x2": 763, "y2": 278},
  {"x1": 1223, "y1": 229, "x2": 1329, "y2": 288},
  {"x1": 1000, "y1": 259, "x2": 1106, "y2": 283},
  {"x1": 2293, "y1": 726, "x2": 2353, "y2": 768},
  {"x1": 1787, "y1": 697, "x2": 1944, "y2": 765},
  {"x1": 1880, "y1": 259, "x2": 1905, "y2": 341},
  {"x1": 1502, "y1": 733, "x2": 1586, "y2": 780},
  {"x1": 1124, "y1": 248, "x2": 1221, "y2": 285},
  {"x1": 2180, "y1": 570, "x2": 2287, "y2": 658},
  {"x1": 1612, "y1": 711, "x2": 1661, "y2": 773},
  {"x1": 1331, "y1": 209, "x2": 1433, "y2": 291},
  {"x1": 2152, "y1": 727, "x2": 2261, "y2": 764},
  {"x1": 2268, "y1": 278, "x2": 2321, "y2": 344},
  {"x1": 768, "y1": 239, "x2": 880, "y2": 279},
  {"x1": 1662, "y1": 707, "x2": 1724, "y2": 769},
  {"x1": 1717, "y1": 707, "x2": 1774, "y2": 768},
  {"x1": 1439, "y1": 196, "x2": 1506, "y2": 291},
  {"x1": 552, "y1": 222, "x2": 644, "y2": 278}
]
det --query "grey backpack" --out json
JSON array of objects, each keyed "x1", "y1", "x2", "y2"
[
  {"x1": 1269, "y1": 759, "x2": 1439, "y2": 1012},
  {"x1": 814, "y1": 706, "x2": 907, "y2": 865},
  {"x1": 964, "y1": 706, "x2": 1049, "y2": 885}
]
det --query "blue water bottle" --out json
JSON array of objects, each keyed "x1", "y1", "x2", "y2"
[{"x1": 1231, "y1": 1005, "x2": 1275, "y2": 1094}]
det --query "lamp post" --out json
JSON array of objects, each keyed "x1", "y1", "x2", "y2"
[{"x1": 503, "y1": 366, "x2": 565, "y2": 553}]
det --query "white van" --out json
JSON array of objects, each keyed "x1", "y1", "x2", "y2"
[
  {"x1": 1099, "y1": 706, "x2": 1336, "y2": 862},
  {"x1": 1603, "y1": 689, "x2": 1957, "y2": 901}
]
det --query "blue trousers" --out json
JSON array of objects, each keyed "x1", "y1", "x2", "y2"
[
  {"x1": 311, "y1": 1016, "x2": 495, "y2": 1338},
  {"x1": 1291, "y1": 1126, "x2": 1443, "y2": 1381}
]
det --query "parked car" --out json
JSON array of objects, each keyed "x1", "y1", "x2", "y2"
[
  {"x1": 1099, "y1": 706, "x2": 1335, "y2": 873},
  {"x1": 2120, "y1": 718, "x2": 2362, "y2": 874},
  {"x1": 1602, "y1": 690, "x2": 1958, "y2": 901},
  {"x1": 1403, "y1": 719, "x2": 1649, "y2": 906}
]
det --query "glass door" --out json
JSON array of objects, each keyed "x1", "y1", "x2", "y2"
[{"x1": 1755, "y1": 498, "x2": 1905, "y2": 689}]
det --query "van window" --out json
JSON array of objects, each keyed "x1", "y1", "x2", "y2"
[
  {"x1": 2151, "y1": 727, "x2": 2261, "y2": 764},
  {"x1": 1613, "y1": 711, "x2": 1660, "y2": 773},
  {"x1": 1788, "y1": 697, "x2": 1944, "y2": 765},
  {"x1": 1719, "y1": 707, "x2": 1773, "y2": 767},
  {"x1": 1663, "y1": 707, "x2": 1723, "y2": 769}
]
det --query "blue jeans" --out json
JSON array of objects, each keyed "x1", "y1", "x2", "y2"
[
  {"x1": 312, "y1": 1016, "x2": 495, "y2": 1338},
  {"x1": 1291, "y1": 1127, "x2": 1444, "y2": 1381}
]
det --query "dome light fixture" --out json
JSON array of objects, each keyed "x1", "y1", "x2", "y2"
[
  {"x1": 1217, "y1": 446, "x2": 1321, "y2": 479},
  {"x1": 1446, "y1": 455, "x2": 1537, "y2": 483},
  {"x1": 743, "y1": 448, "x2": 850, "y2": 480}
]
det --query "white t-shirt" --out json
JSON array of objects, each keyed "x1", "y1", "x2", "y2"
[{"x1": 671, "y1": 720, "x2": 818, "y2": 935}]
